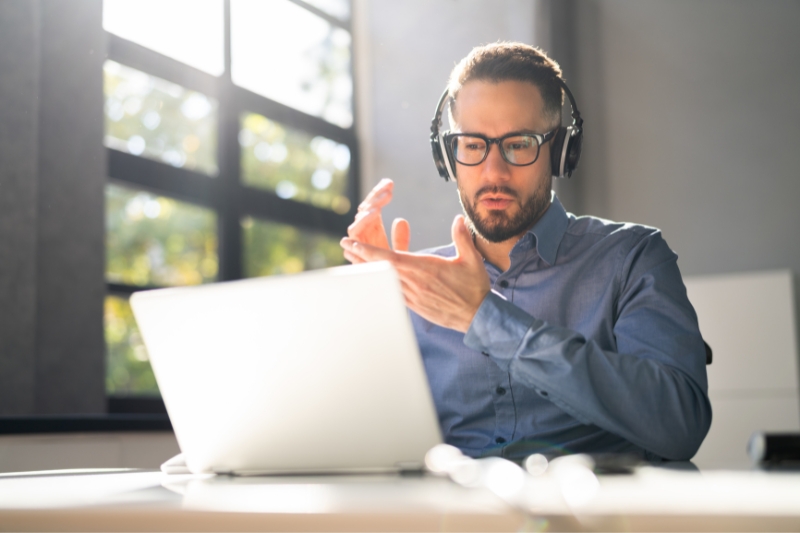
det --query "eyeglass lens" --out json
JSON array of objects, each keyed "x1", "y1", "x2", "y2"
[{"x1": 452, "y1": 135, "x2": 540, "y2": 166}]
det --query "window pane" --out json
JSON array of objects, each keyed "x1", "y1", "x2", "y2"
[
  {"x1": 104, "y1": 60, "x2": 219, "y2": 175},
  {"x1": 231, "y1": 0, "x2": 353, "y2": 128},
  {"x1": 105, "y1": 295, "x2": 159, "y2": 396},
  {"x1": 242, "y1": 217, "x2": 345, "y2": 277},
  {"x1": 303, "y1": 0, "x2": 351, "y2": 21},
  {"x1": 106, "y1": 183, "x2": 218, "y2": 287},
  {"x1": 240, "y1": 113, "x2": 352, "y2": 214},
  {"x1": 103, "y1": 0, "x2": 224, "y2": 76}
]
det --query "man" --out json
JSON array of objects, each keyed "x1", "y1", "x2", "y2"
[{"x1": 340, "y1": 42, "x2": 711, "y2": 462}]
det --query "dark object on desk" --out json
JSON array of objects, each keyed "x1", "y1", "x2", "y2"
[
  {"x1": 590, "y1": 453, "x2": 642, "y2": 474},
  {"x1": 748, "y1": 432, "x2": 800, "y2": 466}
]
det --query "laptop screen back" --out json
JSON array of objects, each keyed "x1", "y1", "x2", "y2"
[{"x1": 130, "y1": 261, "x2": 442, "y2": 474}]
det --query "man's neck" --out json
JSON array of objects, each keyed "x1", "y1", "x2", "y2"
[
  {"x1": 474, "y1": 236, "x2": 519, "y2": 272},
  {"x1": 471, "y1": 201, "x2": 553, "y2": 272}
]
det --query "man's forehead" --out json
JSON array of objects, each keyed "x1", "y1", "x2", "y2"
[{"x1": 450, "y1": 79, "x2": 552, "y2": 133}]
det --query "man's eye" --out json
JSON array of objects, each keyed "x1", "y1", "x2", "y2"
[
  {"x1": 505, "y1": 138, "x2": 534, "y2": 151},
  {"x1": 457, "y1": 138, "x2": 485, "y2": 152}
]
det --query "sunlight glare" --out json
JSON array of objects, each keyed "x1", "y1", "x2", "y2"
[
  {"x1": 483, "y1": 459, "x2": 526, "y2": 500},
  {"x1": 103, "y1": 0, "x2": 224, "y2": 76},
  {"x1": 231, "y1": 0, "x2": 353, "y2": 128}
]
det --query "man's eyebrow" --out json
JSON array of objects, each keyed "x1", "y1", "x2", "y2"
[
  {"x1": 514, "y1": 128, "x2": 553, "y2": 135},
  {"x1": 454, "y1": 129, "x2": 548, "y2": 137}
]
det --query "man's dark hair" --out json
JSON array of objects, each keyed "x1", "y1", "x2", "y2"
[{"x1": 448, "y1": 42, "x2": 564, "y2": 125}]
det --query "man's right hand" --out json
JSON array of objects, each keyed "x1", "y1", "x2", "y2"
[{"x1": 345, "y1": 178, "x2": 410, "y2": 262}]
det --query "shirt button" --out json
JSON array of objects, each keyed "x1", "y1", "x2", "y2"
[
  {"x1": 499, "y1": 280, "x2": 509, "y2": 288},
  {"x1": 540, "y1": 390, "x2": 549, "y2": 397},
  {"x1": 496, "y1": 387, "x2": 506, "y2": 395},
  {"x1": 481, "y1": 351, "x2": 489, "y2": 357},
  {"x1": 495, "y1": 437, "x2": 506, "y2": 444}
]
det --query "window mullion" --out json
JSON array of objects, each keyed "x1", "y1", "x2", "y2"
[
  {"x1": 217, "y1": 90, "x2": 243, "y2": 283},
  {"x1": 215, "y1": 0, "x2": 242, "y2": 283},
  {"x1": 288, "y1": 0, "x2": 351, "y2": 31}
]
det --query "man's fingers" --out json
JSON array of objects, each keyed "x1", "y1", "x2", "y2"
[
  {"x1": 342, "y1": 250, "x2": 365, "y2": 264},
  {"x1": 357, "y1": 178, "x2": 393, "y2": 212},
  {"x1": 340, "y1": 237, "x2": 396, "y2": 263},
  {"x1": 352, "y1": 208, "x2": 377, "y2": 223},
  {"x1": 348, "y1": 208, "x2": 380, "y2": 234},
  {"x1": 346, "y1": 179, "x2": 397, "y2": 250},
  {"x1": 451, "y1": 215, "x2": 482, "y2": 263},
  {"x1": 365, "y1": 178, "x2": 393, "y2": 200},
  {"x1": 391, "y1": 218, "x2": 411, "y2": 252},
  {"x1": 357, "y1": 189, "x2": 392, "y2": 212}
]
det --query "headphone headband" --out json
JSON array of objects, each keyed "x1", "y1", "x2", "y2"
[{"x1": 430, "y1": 77, "x2": 583, "y2": 181}]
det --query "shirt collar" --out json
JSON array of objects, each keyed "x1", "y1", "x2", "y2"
[{"x1": 526, "y1": 192, "x2": 569, "y2": 266}]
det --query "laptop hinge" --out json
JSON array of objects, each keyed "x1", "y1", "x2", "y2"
[{"x1": 395, "y1": 461, "x2": 426, "y2": 474}]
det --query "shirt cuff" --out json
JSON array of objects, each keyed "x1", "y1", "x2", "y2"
[{"x1": 463, "y1": 290, "x2": 539, "y2": 371}]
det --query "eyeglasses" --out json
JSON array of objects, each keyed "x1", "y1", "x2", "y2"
[{"x1": 444, "y1": 129, "x2": 557, "y2": 167}]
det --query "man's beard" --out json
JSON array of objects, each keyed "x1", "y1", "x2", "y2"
[{"x1": 459, "y1": 178, "x2": 552, "y2": 243}]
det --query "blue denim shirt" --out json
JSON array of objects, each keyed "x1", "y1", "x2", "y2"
[{"x1": 410, "y1": 195, "x2": 711, "y2": 461}]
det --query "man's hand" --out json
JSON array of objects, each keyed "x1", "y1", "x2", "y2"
[
  {"x1": 346, "y1": 178, "x2": 410, "y2": 258},
  {"x1": 341, "y1": 215, "x2": 490, "y2": 333}
]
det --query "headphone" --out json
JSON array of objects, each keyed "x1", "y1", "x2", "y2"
[{"x1": 430, "y1": 77, "x2": 584, "y2": 181}]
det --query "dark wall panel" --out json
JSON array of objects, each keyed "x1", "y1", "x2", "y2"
[
  {"x1": 34, "y1": 0, "x2": 106, "y2": 413},
  {"x1": 0, "y1": 1, "x2": 39, "y2": 415}
]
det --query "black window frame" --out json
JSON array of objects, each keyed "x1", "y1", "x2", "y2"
[{"x1": 105, "y1": 0, "x2": 359, "y2": 413}]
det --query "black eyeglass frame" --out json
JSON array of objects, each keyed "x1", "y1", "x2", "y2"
[{"x1": 444, "y1": 129, "x2": 557, "y2": 167}]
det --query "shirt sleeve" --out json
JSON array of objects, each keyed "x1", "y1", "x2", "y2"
[{"x1": 463, "y1": 230, "x2": 712, "y2": 461}]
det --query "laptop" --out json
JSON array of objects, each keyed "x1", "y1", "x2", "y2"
[{"x1": 130, "y1": 261, "x2": 443, "y2": 475}]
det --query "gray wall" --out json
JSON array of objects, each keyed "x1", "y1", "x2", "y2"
[
  {"x1": 356, "y1": 0, "x2": 800, "y2": 282},
  {"x1": 0, "y1": 1, "x2": 40, "y2": 414},
  {"x1": 354, "y1": 0, "x2": 538, "y2": 251},
  {"x1": 571, "y1": 0, "x2": 800, "y2": 280},
  {"x1": 0, "y1": 0, "x2": 106, "y2": 415}
]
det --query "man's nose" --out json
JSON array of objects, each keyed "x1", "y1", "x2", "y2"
[{"x1": 480, "y1": 143, "x2": 512, "y2": 181}]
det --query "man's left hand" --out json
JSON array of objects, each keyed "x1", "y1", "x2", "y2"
[{"x1": 341, "y1": 215, "x2": 490, "y2": 333}]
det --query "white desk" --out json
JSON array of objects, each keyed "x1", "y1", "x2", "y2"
[{"x1": 1, "y1": 467, "x2": 799, "y2": 531}]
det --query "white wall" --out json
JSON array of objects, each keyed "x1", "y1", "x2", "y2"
[
  {"x1": 354, "y1": 0, "x2": 538, "y2": 251},
  {"x1": 685, "y1": 271, "x2": 800, "y2": 469}
]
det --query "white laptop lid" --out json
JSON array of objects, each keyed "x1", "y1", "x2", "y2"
[{"x1": 130, "y1": 261, "x2": 442, "y2": 475}]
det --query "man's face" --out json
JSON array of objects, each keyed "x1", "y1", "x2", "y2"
[{"x1": 451, "y1": 80, "x2": 555, "y2": 244}]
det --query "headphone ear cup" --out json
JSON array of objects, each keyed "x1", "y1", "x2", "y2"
[
  {"x1": 550, "y1": 127, "x2": 568, "y2": 178},
  {"x1": 444, "y1": 138, "x2": 457, "y2": 181},
  {"x1": 431, "y1": 138, "x2": 450, "y2": 181},
  {"x1": 563, "y1": 127, "x2": 583, "y2": 178}
]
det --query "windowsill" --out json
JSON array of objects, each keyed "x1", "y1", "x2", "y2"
[
  {"x1": 108, "y1": 395, "x2": 167, "y2": 414},
  {"x1": 0, "y1": 414, "x2": 171, "y2": 435}
]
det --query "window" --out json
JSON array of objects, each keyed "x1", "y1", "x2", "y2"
[
  {"x1": 103, "y1": 0, "x2": 354, "y2": 409},
  {"x1": 239, "y1": 112, "x2": 352, "y2": 213}
]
